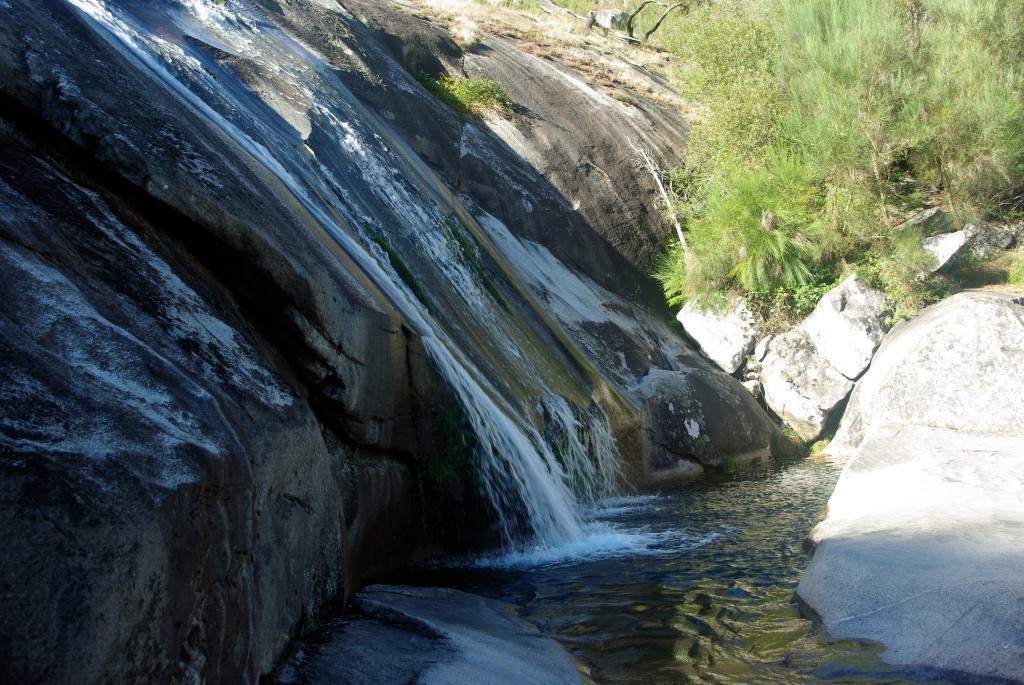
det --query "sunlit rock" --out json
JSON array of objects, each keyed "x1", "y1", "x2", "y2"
[
  {"x1": 799, "y1": 291, "x2": 1024, "y2": 682},
  {"x1": 761, "y1": 275, "x2": 886, "y2": 442},
  {"x1": 676, "y1": 296, "x2": 758, "y2": 374}
]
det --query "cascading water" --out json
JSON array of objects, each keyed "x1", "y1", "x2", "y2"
[{"x1": 65, "y1": 0, "x2": 629, "y2": 554}]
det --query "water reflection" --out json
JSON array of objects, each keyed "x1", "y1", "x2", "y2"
[{"x1": 414, "y1": 458, "x2": 958, "y2": 684}]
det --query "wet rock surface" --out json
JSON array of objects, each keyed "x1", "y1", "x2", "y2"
[
  {"x1": 276, "y1": 585, "x2": 582, "y2": 685},
  {"x1": 634, "y1": 368, "x2": 776, "y2": 481},
  {"x1": 0, "y1": 0, "x2": 781, "y2": 682}
]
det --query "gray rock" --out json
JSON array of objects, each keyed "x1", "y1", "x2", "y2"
[
  {"x1": 797, "y1": 424, "x2": 1024, "y2": 683},
  {"x1": 634, "y1": 368, "x2": 776, "y2": 481},
  {"x1": 922, "y1": 229, "x2": 969, "y2": 272},
  {"x1": 676, "y1": 296, "x2": 759, "y2": 374},
  {"x1": 801, "y1": 274, "x2": 887, "y2": 380},
  {"x1": 276, "y1": 585, "x2": 583, "y2": 685},
  {"x1": 740, "y1": 379, "x2": 762, "y2": 398},
  {"x1": 966, "y1": 221, "x2": 1016, "y2": 259},
  {"x1": 829, "y1": 291, "x2": 1024, "y2": 458},
  {"x1": 753, "y1": 335, "x2": 774, "y2": 362},
  {"x1": 761, "y1": 330, "x2": 853, "y2": 442},
  {"x1": 901, "y1": 206, "x2": 953, "y2": 234},
  {"x1": 760, "y1": 275, "x2": 886, "y2": 442},
  {"x1": 800, "y1": 291, "x2": 1024, "y2": 682}
]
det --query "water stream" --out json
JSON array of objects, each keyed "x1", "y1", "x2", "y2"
[
  {"x1": 65, "y1": 0, "x2": 622, "y2": 552},
  {"x1": 414, "y1": 457, "x2": 959, "y2": 685}
]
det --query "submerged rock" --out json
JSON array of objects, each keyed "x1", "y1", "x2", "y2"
[
  {"x1": 799, "y1": 291, "x2": 1024, "y2": 682},
  {"x1": 276, "y1": 585, "x2": 582, "y2": 685}
]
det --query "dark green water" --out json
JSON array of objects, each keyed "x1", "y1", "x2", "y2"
[{"x1": 415, "y1": 457, "x2": 958, "y2": 685}]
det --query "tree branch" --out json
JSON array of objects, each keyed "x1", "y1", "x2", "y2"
[
  {"x1": 628, "y1": 139, "x2": 687, "y2": 251},
  {"x1": 642, "y1": 2, "x2": 687, "y2": 42}
]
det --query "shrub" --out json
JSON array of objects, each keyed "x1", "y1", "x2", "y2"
[
  {"x1": 657, "y1": 0, "x2": 1024, "y2": 320},
  {"x1": 659, "y1": 149, "x2": 830, "y2": 304},
  {"x1": 414, "y1": 71, "x2": 512, "y2": 117},
  {"x1": 1008, "y1": 250, "x2": 1024, "y2": 287}
]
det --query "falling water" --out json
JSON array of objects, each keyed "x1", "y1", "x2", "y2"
[{"x1": 65, "y1": 0, "x2": 625, "y2": 551}]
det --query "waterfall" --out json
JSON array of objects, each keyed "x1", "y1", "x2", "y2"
[{"x1": 65, "y1": 0, "x2": 624, "y2": 551}]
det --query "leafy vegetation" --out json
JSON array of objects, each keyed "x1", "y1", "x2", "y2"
[
  {"x1": 413, "y1": 71, "x2": 512, "y2": 117},
  {"x1": 652, "y1": 0, "x2": 1024, "y2": 319},
  {"x1": 1009, "y1": 251, "x2": 1024, "y2": 287}
]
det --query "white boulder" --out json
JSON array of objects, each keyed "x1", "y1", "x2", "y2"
[
  {"x1": 761, "y1": 275, "x2": 887, "y2": 442},
  {"x1": 801, "y1": 274, "x2": 888, "y2": 380},
  {"x1": 829, "y1": 290, "x2": 1024, "y2": 457},
  {"x1": 798, "y1": 292, "x2": 1024, "y2": 682},
  {"x1": 676, "y1": 296, "x2": 758, "y2": 374}
]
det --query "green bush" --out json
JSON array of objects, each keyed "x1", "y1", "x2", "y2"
[
  {"x1": 656, "y1": 0, "x2": 1024, "y2": 320},
  {"x1": 1008, "y1": 250, "x2": 1024, "y2": 287},
  {"x1": 659, "y1": 149, "x2": 829, "y2": 305}
]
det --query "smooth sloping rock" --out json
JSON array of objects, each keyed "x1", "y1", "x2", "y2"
[
  {"x1": 801, "y1": 275, "x2": 887, "y2": 380},
  {"x1": 276, "y1": 585, "x2": 582, "y2": 685},
  {"x1": 634, "y1": 368, "x2": 777, "y2": 481},
  {"x1": 676, "y1": 297, "x2": 758, "y2": 374},
  {"x1": 761, "y1": 330, "x2": 853, "y2": 442},
  {"x1": 797, "y1": 424, "x2": 1024, "y2": 682},
  {"x1": 829, "y1": 291, "x2": 1024, "y2": 458}
]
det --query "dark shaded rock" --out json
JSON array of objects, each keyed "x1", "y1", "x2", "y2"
[
  {"x1": 276, "y1": 585, "x2": 583, "y2": 685},
  {"x1": 0, "y1": 111, "x2": 426, "y2": 685},
  {"x1": 634, "y1": 369, "x2": 777, "y2": 481}
]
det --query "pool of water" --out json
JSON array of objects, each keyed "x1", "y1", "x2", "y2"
[{"x1": 413, "y1": 457, "x2": 958, "y2": 685}]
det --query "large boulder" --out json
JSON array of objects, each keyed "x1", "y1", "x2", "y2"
[
  {"x1": 761, "y1": 275, "x2": 886, "y2": 441},
  {"x1": 676, "y1": 296, "x2": 758, "y2": 374},
  {"x1": 276, "y1": 585, "x2": 583, "y2": 685},
  {"x1": 634, "y1": 368, "x2": 777, "y2": 481},
  {"x1": 801, "y1": 274, "x2": 888, "y2": 380},
  {"x1": 760, "y1": 330, "x2": 853, "y2": 442},
  {"x1": 829, "y1": 290, "x2": 1024, "y2": 457},
  {"x1": 798, "y1": 291, "x2": 1024, "y2": 682},
  {"x1": 798, "y1": 424, "x2": 1024, "y2": 683},
  {"x1": 0, "y1": 134, "x2": 427, "y2": 685}
]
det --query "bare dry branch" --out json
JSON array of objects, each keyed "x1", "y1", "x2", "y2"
[{"x1": 628, "y1": 139, "x2": 687, "y2": 251}]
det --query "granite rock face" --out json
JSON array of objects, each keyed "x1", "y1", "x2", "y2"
[
  {"x1": 798, "y1": 425, "x2": 1024, "y2": 683},
  {"x1": 829, "y1": 291, "x2": 1024, "y2": 457},
  {"x1": 0, "y1": 134, "x2": 426, "y2": 685},
  {"x1": 276, "y1": 585, "x2": 583, "y2": 685},
  {"x1": 799, "y1": 292, "x2": 1024, "y2": 683},
  {"x1": 761, "y1": 275, "x2": 887, "y2": 441},
  {"x1": 0, "y1": 0, "x2": 782, "y2": 681},
  {"x1": 634, "y1": 369, "x2": 776, "y2": 481},
  {"x1": 676, "y1": 297, "x2": 759, "y2": 374}
]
